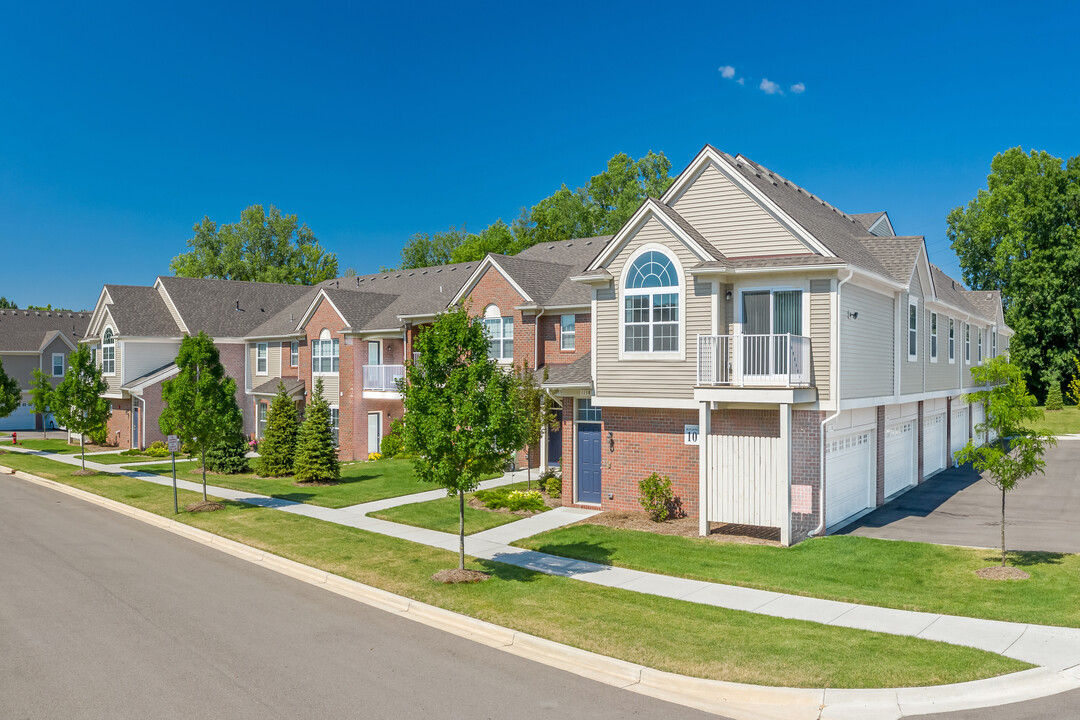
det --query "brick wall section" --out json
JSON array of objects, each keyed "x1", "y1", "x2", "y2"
[
  {"x1": 789, "y1": 410, "x2": 824, "y2": 544},
  {"x1": 141, "y1": 380, "x2": 167, "y2": 447},
  {"x1": 303, "y1": 299, "x2": 353, "y2": 460},
  {"x1": 917, "y1": 401, "x2": 925, "y2": 483},
  {"x1": 217, "y1": 342, "x2": 251, "y2": 438},
  {"x1": 875, "y1": 405, "x2": 886, "y2": 506},
  {"x1": 538, "y1": 312, "x2": 591, "y2": 367},
  {"x1": 281, "y1": 340, "x2": 299, "y2": 378},
  {"x1": 559, "y1": 396, "x2": 575, "y2": 503},
  {"x1": 105, "y1": 398, "x2": 132, "y2": 448}
]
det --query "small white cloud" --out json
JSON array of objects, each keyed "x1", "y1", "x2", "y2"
[
  {"x1": 736, "y1": 77, "x2": 745, "y2": 85},
  {"x1": 759, "y1": 78, "x2": 782, "y2": 95},
  {"x1": 718, "y1": 65, "x2": 736, "y2": 79},
  {"x1": 791, "y1": 82, "x2": 806, "y2": 94}
]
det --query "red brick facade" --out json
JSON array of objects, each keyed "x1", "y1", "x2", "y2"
[
  {"x1": 105, "y1": 398, "x2": 131, "y2": 448},
  {"x1": 537, "y1": 312, "x2": 591, "y2": 367},
  {"x1": 790, "y1": 410, "x2": 825, "y2": 544}
]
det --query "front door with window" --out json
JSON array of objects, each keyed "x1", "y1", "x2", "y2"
[
  {"x1": 576, "y1": 399, "x2": 602, "y2": 504},
  {"x1": 741, "y1": 290, "x2": 802, "y2": 379},
  {"x1": 367, "y1": 412, "x2": 381, "y2": 455}
]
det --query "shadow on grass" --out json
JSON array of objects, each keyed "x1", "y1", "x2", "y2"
[
  {"x1": 981, "y1": 550, "x2": 1067, "y2": 567},
  {"x1": 522, "y1": 541, "x2": 616, "y2": 567}
]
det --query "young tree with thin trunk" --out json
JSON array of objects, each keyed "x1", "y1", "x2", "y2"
[
  {"x1": 159, "y1": 332, "x2": 241, "y2": 500},
  {"x1": 955, "y1": 356, "x2": 1056, "y2": 567},
  {"x1": 29, "y1": 368, "x2": 53, "y2": 440},
  {"x1": 293, "y1": 376, "x2": 339, "y2": 482},
  {"x1": 400, "y1": 306, "x2": 526, "y2": 571},
  {"x1": 51, "y1": 345, "x2": 110, "y2": 470}
]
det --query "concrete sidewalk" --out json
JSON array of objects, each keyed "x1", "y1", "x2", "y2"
[{"x1": 7, "y1": 444, "x2": 1080, "y2": 673}]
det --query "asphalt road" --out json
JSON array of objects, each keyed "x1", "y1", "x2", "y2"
[
  {"x1": 841, "y1": 439, "x2": 1080, "y2": 554},
  {"x1": 4, "y1": 476, "x2": 1080, "y2": 720}
]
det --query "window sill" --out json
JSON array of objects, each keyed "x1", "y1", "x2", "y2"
[{"x1": 620, "y1": 351, "x2": 682, "y2": 361}]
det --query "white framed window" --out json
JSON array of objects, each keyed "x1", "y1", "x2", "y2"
[
  {"x1": 929, "y1": 312, "x2": 938, "y2": 362},
  {"x1": 965, "y1": 323, "x2": 970, "y2": 364},
  {"x1": 978, "y1": 327, "x2": 983, "y2": 363},
  {"x1": 52, "y1": 353, "x2": 64, "y2": 377},
  {"x1": 483, "y1": 305, "x2": 513, "y2": 362},
  {"x1": 91, "y1": 347, "x2": 97, "y2": 367},
  {"x1": 623, "y1": 249, "x2": 680, "y2": 355},
  {"x1": 907, "y1": 299, "x2": 918, "y2": 361},
  {"x1": 992, "y1": 330, "x2": 997, "y2": 358},
  {"x1": 257, "y1": 401, "x2": 268, "y2": 438},
  {"x1": 330, "y1": 407, "x2": 340, "y2": 447},
  {"x1": 560, "y1": 314, "x2": 575, "y2": 351},
  {"x1": 948, "y1": 318, "x2": 955, "y2": 363},
  {"x1": 312, "y1": 329, "x2": 339, "y2": 373},
  {"x1": 256, "y1": 342, "x2": 268, "y2": 375},
  {"x1": 290, "y1": 341, "x2": 299, "y2": 367},
  {"x1": 102, "y1": 328, "x2": 115, "y2": 376}
]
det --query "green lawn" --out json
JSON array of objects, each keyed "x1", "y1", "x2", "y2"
[
  {"x1": 6, "y1": 438, "x2": 85, "y2": 454},
  {"x1": 369, "y1": 481, "x2": 545, "y2": 534},
  {"x1": 129, "y1": 458, "x2": 495, "y2": 509},
  {"x1": 516, "y1": 525, "x2": 1080, "y2": 628},
  {"x1": 0, "y1": 452, "x2": 1027, "y2": 689},
  {"x1": 91, "y1": 452, "x2": 193, "y2": 465},
  {"x1": 1027, "y1": 405, "x2": 1080, "y2": 435}
]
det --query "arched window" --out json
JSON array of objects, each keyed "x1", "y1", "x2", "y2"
[
  {"x1": 623, "y1": 250, "x2": 680, "y2": 353},
  {"x1": 483, "y1": 304, "x2": 513, "y2": 361},
  {"x1": 102, "y1": 328, "x2": 115, "y2": 375},
  {"x1": 312, "y1": 328, "x2": 339, "y2": 373}
]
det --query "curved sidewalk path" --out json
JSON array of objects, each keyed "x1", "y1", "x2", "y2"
[{"x1": 7, "y1": 444, "x2": 1080, "y2": 674}]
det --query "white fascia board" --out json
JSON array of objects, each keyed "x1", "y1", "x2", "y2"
[
  {"x1": 86, "y1": 287, "x2": 112, "y2": 337},
  {"x1": 586, "y1": 199, "x2": 714, "y2": 272},
  {"x1": 347, "y1": 328, "x2": 404, "y2": 339},
  {"x1": 397, "y1": 313, "x2": 438, "y2": 323},
  {"x1": 848, "y1": 267, "x2": 907, "y2": 294},
  {"x1": 0, "y1": 350, "x2": 41, "y2": 356},
  {"x1": 590, "y1": 395, "x2": 699, "y2": 410},
  {"x1": 688, "y1": 264, "x2": 847, "y2": 277},
  {"x1": 523, "y1": 303, "x2": 591, "y2": 313},
  {"x1": 153, "y1": 277, "x2": 190, "y2": 334},
  {"x1": 123, "y1": 366, "x2": 180, "y2": 393},
  {"x1": 243, "y1": 333, "x2": 305, "y2": 342}
]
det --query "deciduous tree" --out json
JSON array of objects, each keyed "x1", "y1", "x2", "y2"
[
  {"x1": 29, "y1": 368, "x2": 53, "y2": 439},
  {"x1": 0, "y1": 358, "x2": 19, "y2": 423},
  {"x1": 400, "y1": 306, "x2": 526, "y2": 570},
  {"x1": 51, "y1": 345, "x2": 110, "y2": 470}
]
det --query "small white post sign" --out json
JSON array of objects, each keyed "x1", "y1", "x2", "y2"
[
  {"x1": 167, "y1": 435, "x2": 181, "y2": 453},
  {"x1": 684, "y1": 424, "x2": 700, "y2": 445}
]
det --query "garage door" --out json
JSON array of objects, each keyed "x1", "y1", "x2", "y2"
[
  {"x1": 0, "y1": 403, "x2": 35, "y2": 431},
  {"x1": 971, "y1": 402, "x2": 985, "y2": 446},
  {"x1": 950, "y1": 406, "x2": 969, "y2": 465},
  {"x1": 825, "y1": 429, "x2": 874, "y2": 527},
  {"x1": 884, "y1": 420, "x2": 916, "y2": 497},
  {"x1": 923, "y1": 413, "x2": 946, "y2": 477}
]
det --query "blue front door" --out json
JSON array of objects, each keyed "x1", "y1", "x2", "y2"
[{"x1": 577, "y1": 422, "x2": 602, "y2": 503}]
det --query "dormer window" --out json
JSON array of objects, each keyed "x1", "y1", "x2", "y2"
[
  {"x1": 623, "y1": 249, "x2": 680, "y2": 354},
  {"x1": 102, "y1": 328, "x2": 115, "y2": 376}
]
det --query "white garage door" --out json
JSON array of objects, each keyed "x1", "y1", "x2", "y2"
[
  {"x1": 971, "y1": 402, "x2": 985, "y2": 446},
  {"x1": 884, "y1": 420, "x2": 916, "y2": 497},
  {"x1": 923, "y1": 413, "x2": 947, "y2": 477},
  {"x1": 825, "y1": 430, "x2": 874, "y2": 527},
  {"x1": 0, "y1": 403, "x2": 35, "y2": 431},
  {"x1": 950, "y1": 407, "x2": 969, "y2": 465}
]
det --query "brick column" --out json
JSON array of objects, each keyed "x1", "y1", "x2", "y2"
[
  {"x1": 917, "y1": 401, "x2": 925, "y2": 484},
  {"x1": 876, "y1": 405, "x2": 886, "y2": 506}
]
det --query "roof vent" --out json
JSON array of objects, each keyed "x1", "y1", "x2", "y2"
[
  {"x1": 236, "y1": 300, "x2": 241, "y2": 311},
  {"x1": 586, "y1": 241, "x2": 592, "y2": 245},
  {"x1": 356, "y1": 277, "x2": 360, "y2": 287}
]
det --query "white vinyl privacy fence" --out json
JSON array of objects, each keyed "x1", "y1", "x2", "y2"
[{"x1": 705, "y1": 434, "x2": 784, "y2": 528}]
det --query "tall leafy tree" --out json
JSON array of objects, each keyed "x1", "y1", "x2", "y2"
[
  {"x1": 400, "y1": 306, "x2": 526, "y2": 570},
  {"x1": 0, "y1": 296, "x2": 18, "y2": 308},
  {"x1": 955, "y1": 356, "x2": 1056, "y2": 567},
  {"x1": 397, "y1": 226, "x2": 470, "y2": 270},
  {"x1": 159, "y1": 332, "x2": 242, "y2": 500},
  {"x1": 257, "y1": 383, "x2": 300, "y2": 477},
  {"x1": 29, "y1": 368, "x2": 53, "y2": 439},
  {"x1": 51, "y1": 345, "x2": 110, "y2": 470},
  {"x1": 171, "y1": 204, "x2": 338, "y2": 285},
  {"x1": 0, "y1": 358, "x2": 19, "y2": 423},
  {"x1": 293, "y1": 377, "x2": 340, "y2": 481},
  {"x1": 948, "y1": 147, "x2": 1080, "y2": 399}
]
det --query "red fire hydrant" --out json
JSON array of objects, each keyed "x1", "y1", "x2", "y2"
[{"x1": 11, "y1": 431, "x2": 17, "y2": 446}]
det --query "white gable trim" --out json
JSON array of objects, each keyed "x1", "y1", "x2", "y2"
[
  {"x1": 867, "y1": 213, "x2": 895, "y2": 237},
  {"x1": 449, "y1": 255, "x2": 534, "y2": 308},
  {"x1": 587, "y1": 199, "x2": 715, "y2": 271},
  {"x1": 153, "y1": 278, "x2": 191, "y2": 334},
  {"x1": 907, "y1": 243, "x2": 937, "y2": 301},
  {"x1": 86, "y1": 287, "x2": 113, "y2": 337},
  {"x1": 38, "y1": 330, "x2": 77, "y2": 353},
  {"x1": 295, "y1": 289, "x2": 350, "y2": 332},
  {"x1": 660, "y1": 146, "x2": 834, "y2": 258}
]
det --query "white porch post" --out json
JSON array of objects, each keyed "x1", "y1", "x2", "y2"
[
  {"x1": 698, "y1": 401, "x2": 710, "y2": 537},
  {"x1": 780, "y1": 402, "x2": 792, "y2": 546}
]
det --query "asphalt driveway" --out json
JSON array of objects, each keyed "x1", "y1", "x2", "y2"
[{"x1": 839, "y1": 439, "x2": 1080, "y2": 554}]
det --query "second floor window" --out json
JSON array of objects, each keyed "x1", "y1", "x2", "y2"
[
  {"x1": 257, "y1": 401, "x2": 268, "y2": 438},
  {"x1": 907, "y1": 300, "x2": 918, "y2": 360},
  {"x1": 978, "y1": 328, "x2": 983, "y2": 363},
  {"x1": 313, "y1": 330, "x2": 339, "y2": 373},
  {"x1": 992, "y1": 331, "x2": 997, "y2": 358},
  {"x1": 331, "y1": 407, "x2": 339, "y2": 446},
  {"x1": 256, "y1": 343, "x2": 268, "y2": 375},
  {"x1": 290, "y1": 341, "x2": 299, "y2": 367},
  {"x1": 102, "y1": 328, "x2": 115, "y2": 375},
  {"x1": 52, "y1": 353, "x2": 64, "y2": 377},
  {"x1": 483, "y1": 305, "x2": 513, "y2": 361},
  {"x1": 624, "y1": 250, "x2": 680, "y2": 354},
  {"x1": 965, "y1": 324, "x2": 971, "y2": 363},
  {"x1": 560, "y1": 314, "x2": 575, "y2": 351},
  {"x1": 948, "y1": 318, "x2": 955, "y2": 362},
  {"x1": 930, "y1": 312, "x2": 938, "y2": 361}
]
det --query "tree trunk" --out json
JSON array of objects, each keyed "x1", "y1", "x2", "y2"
[
  {"x1": 201, "y1": 447, "x2": 208, "y2": 501},
  {"x1": 1001, "y1": 486, "x2": 1007, "y2": 567},
  {"x1": 527, "y1": 447, "x2": 531, "y2": 491},
  {"x1": 80, "y1": 433, "x2": 85, "y2": 471},
  {"x1": 458, "y1": 489, "x2": 465, "y2": 571}
]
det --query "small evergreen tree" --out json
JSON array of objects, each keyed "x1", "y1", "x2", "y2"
[
  {"x1": 1067, "y1": 357, "x2": 1080, "y2": 407},
  {"x1": 256, "y1": 383, "x2": 299, "y2": 476},
  {"x1": 29, "y1": 368, "x2": 54, "y2": 439},
  {"x1": 1046, "y1": 380, "x2": 1064, "y2": 411},
  {"x1": 51, "y1": 345, "x2": 111, "y2": 470},
  {"x1": 293, "y1": 377, "x2": 340, "y2": 482},
  {"x1": 204, "y1": 401, "x2": 249, "y2": 474}
]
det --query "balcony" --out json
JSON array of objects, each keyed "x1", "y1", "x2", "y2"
[
  {"x1": 363, "y1": 364, "x2": 405, "y2": 394},
  {"x1": 697, "y1": 334, "x2": 811, "y2": 388}
]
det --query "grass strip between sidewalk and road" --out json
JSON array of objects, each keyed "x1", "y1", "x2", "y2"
[
  {"x1": 369, "y1": 481, "x2": 547, "y2": 535},
  {"x1": 515, "y1": 524, "x2": 1080, "y2": 628},
  {"x1": 0, "y1": 453, "x2": 1030, "y2": 689}
]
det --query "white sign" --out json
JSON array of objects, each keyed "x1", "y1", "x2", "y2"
[
  {"x1": 684, "y1": 424, "x2": 700, "y2": 446},
  {"x1": 167, "y1": 435, "x2": 181, "y2": 453}
]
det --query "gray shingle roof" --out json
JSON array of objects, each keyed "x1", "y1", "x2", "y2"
[
  {"x1": 157, "y1": 277, "x2": 313, "y2": 337},
  {"x1": 540, "y1": 352, "x2": 593, "y2": 388},
  {"x1": 856, "y1": 236, "x2": 924, "y2": 284},
  {"x1": 121, "y1": 362, "x2": 177, "y2": 391},
  {"x1": 252, "y1": 377, "x2": 305, "y2": 397},
  {"x1": 929, "y1": 265, "x2": 986, "y2": 319},
  {"x1": 962, "y1": 288, "x2": 1006, "y2": 327},
  {"x1": 0, "y1": 308, "x2": 90, "y2": 353},
  {"x1": 103, "y1": 285, "x2": 182, "y2": 337},
  {"x1": 850, "y1": 212, "x2": 887, "y2": 233},
  {"x1": 511, "y1": 237, "x2": 612, "y2": 306}
]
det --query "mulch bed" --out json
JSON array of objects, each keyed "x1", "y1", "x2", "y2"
[
  {"x1": 72, "y1": 469, "x2": 98, "y2": 476},
  {"x1": 466, "y1": 493, "x2": 560, "y2": 516},
  {"x1": 976, "y1": 566, "x2": 1031, "y2": 581},
  {"x1": 186, "y1": 500, "x2": 226, "y2": 512},
  {"x1": 432, "y1": 568, "x2": 490, "y2": 584},
  {"x1": 580, "y1": 511, "x2": 783, "y2": 546},
  {"x1": 293, "y1": 479, "x2": 341, "y2": 487}
]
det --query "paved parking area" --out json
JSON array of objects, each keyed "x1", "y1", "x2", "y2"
[{"x1": 840, "y1": 439, "x2": 1080, "y2": 554}]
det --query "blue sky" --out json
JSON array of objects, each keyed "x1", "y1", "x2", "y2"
[{"x1": 1, "y1": 1, "x2": 1077, "y2": 310}]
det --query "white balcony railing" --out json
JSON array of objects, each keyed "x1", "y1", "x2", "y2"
[
  {"x1": 363, "y1": 364, "x2": 405, "y2": 392},
  {"x1": 697, "y1": 334, "x2": 811, "y2": 387}
]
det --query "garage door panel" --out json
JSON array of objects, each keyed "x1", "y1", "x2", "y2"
[
  {"x1": 826, "y1": 430, "x2": 874, "y2": 527},
  {"x1": 0, "y1": 404, "x2": 34, "y2": 431},
  {"x1": 923, "y1": 413, "x2": 946, "y2": 477},
  {"x1": 951, "y1": 407, "x2": 969, "y2": 464},
  {"x1": 884, "y1": 420, "x2": 916, "y2": 497}
]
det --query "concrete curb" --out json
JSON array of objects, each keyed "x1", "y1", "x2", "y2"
[{"x1": 8, "y1": 467, "x2": 1080, "y2": 720}]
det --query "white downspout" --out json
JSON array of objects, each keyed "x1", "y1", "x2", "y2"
[{"x1": 810, "y1": 268, "x2": 853, "y2": 538}]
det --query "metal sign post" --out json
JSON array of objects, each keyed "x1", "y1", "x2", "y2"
[{"x1": 167, "y1": 435, "x2": 181, "y2": 513}]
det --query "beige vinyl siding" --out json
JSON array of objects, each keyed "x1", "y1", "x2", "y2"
[
  {"x1": 104, "y1": 341, "x2": 122, "y2": 394},
  {"x1": 268, "y1": 343, "x2": 282, "y2": 377},
  {"x1": 318, "y1": 373, "x2": 339, "y2": 403},
  {"x1": 924, "y1": 311, "x2": 957, "y2": 392},
  {"x1": 123, "y1": 341, "x2": 180, "y2": 385},
  {"x1": 249, "y1": 342, "x2": 283, "y2": 383},
  {"x1": 809, "y1": 279, "x2": 831, "y2": 401},
  {"x1": 1, "y1": 354, "x2": 38, "y2": 390},
  {"x1": 961, "y1": 322, "x2": 979, "y2": 388},
  {"x1": 670, "y1": 161, "x2": 808, "y2": 257},
  {"x1": 722, "y1": 283, "x2": 734, "y2": 334},
  {"x1": 156, "y1": 284, "x2": 186, "y2": 332},
  {"x1": 840, "y1": 284, "x2": 894, "y2": 399},
  {"x1": 595, "y1": 216, "x2": 711, "y2": 400}
]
